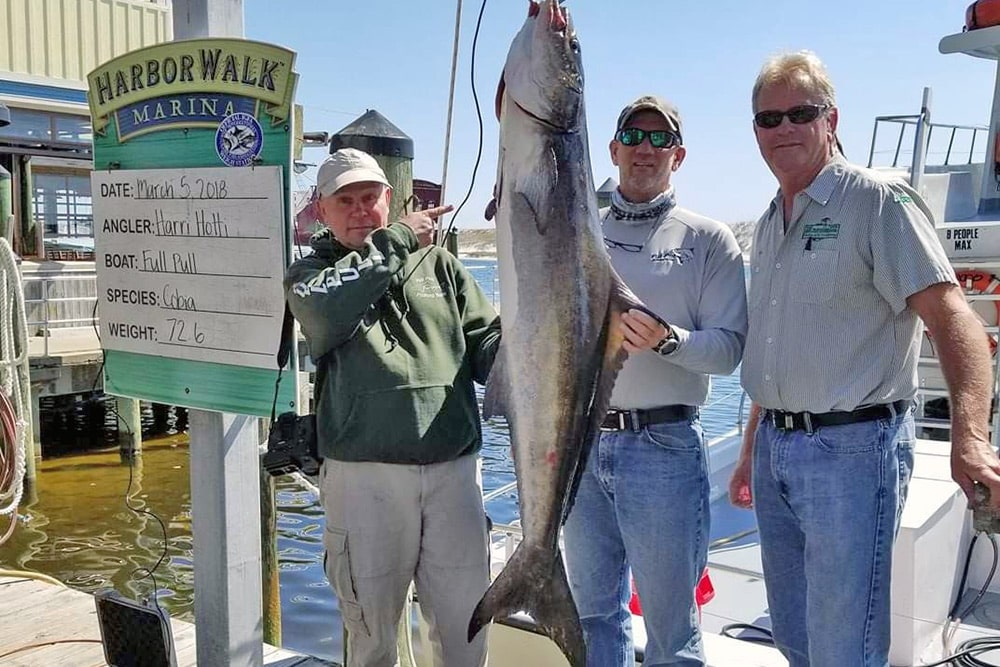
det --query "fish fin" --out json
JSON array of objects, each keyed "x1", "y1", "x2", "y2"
[
  {"x1": 609, "y1": 266, "x2": 668, "y2": 327},
  {"x1": 483, "y1": 345, "x2": 510, "y2": 419},
  {"x1": 562, "y1": 268, "x2": 652, "y2": 521},
  {"x1": 561, "y1": 299, "x2": 629, "y2": 524},
  {"x1": 485, "y1": 179, "x2": 501, "y2": 221},
  {"x1": 495, "y1": 72, "x2": 506, "y2": 121},
  {"x1": 469, "y1": 544, "x2": 585, "y2": 666},
  {"x1": 510, "y1": 191, "x2": 546, "y2": 235}
]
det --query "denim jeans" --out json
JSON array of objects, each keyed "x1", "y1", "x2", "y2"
[
  {"x1": 563, "y1": 416, "x2": 709, "y2": 667},
  {"x1": 752, "y1": 410, "x2": 915, "y2": 667}
]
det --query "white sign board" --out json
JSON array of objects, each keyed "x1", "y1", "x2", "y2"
[
  {"x1": 92, "y1": 166, "x2": 285, "y2": 370},
  {"x1": 939, "y1": 221, "x2": 1000, "y2": 261}
]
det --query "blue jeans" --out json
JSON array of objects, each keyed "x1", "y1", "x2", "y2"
[
  {"x1": 752, "y1": 410, "x2": 915, "y2": 667},
  {"x1": 563, "y1": 416, "x2": 709, "y2": 667}
]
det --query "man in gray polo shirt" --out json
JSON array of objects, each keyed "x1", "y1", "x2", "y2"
[
  {"x1": 729, "y1": 51, "x2": 1000, "y2": 667},
  {"x1": 562, "y1": 95, "x2": 747, "y2": 666}
]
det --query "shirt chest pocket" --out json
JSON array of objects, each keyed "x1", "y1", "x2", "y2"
[{"x1": 791, "y1": 249, "x2": 839, "y2": 304}]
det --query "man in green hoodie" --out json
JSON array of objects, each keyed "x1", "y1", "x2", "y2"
[{"x1": 285, "y1": 148, "x2": 501, "y2": 667}]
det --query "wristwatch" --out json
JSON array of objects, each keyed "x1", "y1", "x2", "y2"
[{"x1": 652, "y1": 325, "x2": 678, "y2": 356}]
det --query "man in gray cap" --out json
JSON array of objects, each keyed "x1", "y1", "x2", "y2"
[
  {"x1": 562, "y1": 96, "x2": 747, "y2": 666},
  {"x1": 284, "y1": 148, "x2": 501, "y2": 666}
]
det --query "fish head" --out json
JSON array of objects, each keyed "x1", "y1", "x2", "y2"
[{"x1": 500, "y1": 0, "x2": 583, "y2": 131}]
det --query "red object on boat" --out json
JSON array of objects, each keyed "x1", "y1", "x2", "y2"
[
  {"x1": 966, "y1": 0, "x2": 1000, "y2": 30},
  {"x1": 628, "y1": 568, "x2": 715, "y2": 616}
]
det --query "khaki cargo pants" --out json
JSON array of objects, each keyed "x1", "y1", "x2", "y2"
[{"x1": 320, "y1": 454, "x2": 490, "y2": 667}]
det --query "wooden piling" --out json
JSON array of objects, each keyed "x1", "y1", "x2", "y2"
[{"x1": 116, "y1": 397, "x2": 142, "y2": 461}]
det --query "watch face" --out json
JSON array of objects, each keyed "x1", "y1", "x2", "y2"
[{"x1": 657, "y1": 337, "x2": 679, "y2": 355}]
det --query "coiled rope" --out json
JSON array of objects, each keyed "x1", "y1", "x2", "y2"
[{"x1": 0, "y1": 238, "x2": 32, "y2": 547}]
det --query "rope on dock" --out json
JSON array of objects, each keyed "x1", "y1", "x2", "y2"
[
  {"x1": 0, "y1": 238, "x2": 30, "y2": 546},
  {"x1": 0, "y1": 639, "x2": 104, "y2": 660},
  {"x1": 0, "y1": 568, "x2": 68, "y2": 588}
]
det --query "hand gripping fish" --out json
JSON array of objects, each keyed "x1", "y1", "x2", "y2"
[{"x1": 468, "y1": 2, "x2": 653, "y2": 664}]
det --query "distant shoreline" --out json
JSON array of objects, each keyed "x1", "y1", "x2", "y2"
[{"x1": 458, "y1": 249, "x2": 497, "y2": 259}]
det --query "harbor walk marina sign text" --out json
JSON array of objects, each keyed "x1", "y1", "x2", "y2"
[
  {"x1": 88, "y1": 38, "x2": 297, "y2": 416},
  {"x1": 88, "y1": 39, "x2": 296, "y2": 142}
]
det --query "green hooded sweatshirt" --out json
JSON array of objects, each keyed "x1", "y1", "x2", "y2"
[{"x1": 284, "y1": 223, "x2": 501, "y2": 464}]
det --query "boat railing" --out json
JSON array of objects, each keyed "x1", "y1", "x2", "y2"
[{"x1": 866, "y1": 114, "x2": 987, "y2": 170}]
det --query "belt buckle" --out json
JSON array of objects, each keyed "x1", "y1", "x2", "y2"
[{"x1": 618, "y1": 412, "x2": 627, "y2": 430}]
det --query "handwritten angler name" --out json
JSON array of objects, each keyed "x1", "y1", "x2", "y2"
[{"x1": 101, "y1": 210, "x2": 230, "y2": 238}]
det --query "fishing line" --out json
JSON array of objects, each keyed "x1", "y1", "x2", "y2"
[
  {"x1": 397, "y1": 0, "x2": 490, "y2": 288},
  {"x1": 441, "y1": 0, "x2": 490, "y2": 236}
]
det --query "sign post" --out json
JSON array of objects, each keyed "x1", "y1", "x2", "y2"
[{"x1": 88, "y1": 33, "x2": 298, "y2": 666}]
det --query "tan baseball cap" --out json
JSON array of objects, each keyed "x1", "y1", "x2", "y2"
[
  {"x1": 316, "y1": 148, "x2": 391, "y2": 197},
  {"x1": 615, "y1": 95, "x2": 683, "y2": 143}
]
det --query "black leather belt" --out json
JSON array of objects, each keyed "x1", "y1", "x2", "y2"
[
  {"x1": 601, "y1": 405, "x2": 698, "y2": 432},
  {"x1": 766, "y1": 399, "x2": 911, "y2": 433}
]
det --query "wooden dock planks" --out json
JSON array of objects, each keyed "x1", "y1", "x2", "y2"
[{"x1": 0, "y1": 576, "x2": 334, "y2": 666}]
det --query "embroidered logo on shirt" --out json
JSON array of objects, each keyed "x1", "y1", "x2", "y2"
[
  {"x1": 650, "y1": 247, "x2": 695, "y2": 265},
  {"x1": 802, "y1": 221, "x2": 840, "y2": 240},
  {"x1": 412, "y1": 276, "x2": 446, "y2": 298}
]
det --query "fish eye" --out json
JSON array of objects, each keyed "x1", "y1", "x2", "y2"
[{"x1": 569, "y1": 38, "x2": 580, "y2": 53}]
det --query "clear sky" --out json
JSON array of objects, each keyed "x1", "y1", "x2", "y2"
[{"x1": 245, "y1": 0, "x2": 997, "y2": 228}]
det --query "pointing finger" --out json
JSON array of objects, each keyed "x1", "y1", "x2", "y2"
[{"x1": 422, "y1": 204, "x2": 455, "y2": 220}]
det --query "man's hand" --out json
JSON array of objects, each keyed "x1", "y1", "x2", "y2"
[
  {"x1": 730, "y1": 402, "x2": 760, "y2": 510},
  {"x1": 729, "y1": 456, "x2": 753, "y2": 509},
  {"x1": 620, "y1": 309, "x2": 670, "y2": 354},
  {"x1": 952, "y1": 435, "x2": 1000, "y2": 510},
  {"x1": 908, "y1": 283, "x2": 1000, "y2": 510},
  {"x1": 400, "y1": 204, "x2": 454, "y2": 248}
]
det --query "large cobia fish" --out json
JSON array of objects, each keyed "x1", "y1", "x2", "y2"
[{"x1": 467, "y1": 1, "x2": 648, "y2": 664}]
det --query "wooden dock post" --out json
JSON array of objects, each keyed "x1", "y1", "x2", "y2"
[
  {"x1": 260, "y1": 419, "x2": 281, "y2": 647},
  {"x1": 116, "y1": 396, "x2": 142, "y2": 460},
  {"x1": 23, "y1": 391, "x2": 39, "y2": 482}
]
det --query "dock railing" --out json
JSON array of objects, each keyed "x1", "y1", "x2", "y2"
[{"x1": 21, "y1": 270, "x2": 99, "y2": 358}]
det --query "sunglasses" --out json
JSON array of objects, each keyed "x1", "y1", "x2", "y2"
[
  {"x1": 604, "y1": 237, "x2": 644, "y2": 253},
  {"x1": 753, "y1": 104, "x2": 829, "y2": 129},
  {"x1": 616, "y1": 127, "x2": 682, "y2": 149}
]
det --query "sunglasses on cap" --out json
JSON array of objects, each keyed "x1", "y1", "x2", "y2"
[
  {"x1": 616, "y1": 127, "x2": 682, "y2": 149},
  {"x1": 753, "y1": 104, "x2": 830, "y2": 130}
]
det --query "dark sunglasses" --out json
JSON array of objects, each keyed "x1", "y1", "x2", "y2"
[
  {"x1": 604, "y1": 237, "x2": 644, "y2": 253},
  {"x1": 616, "y1": 127, "x2": 681, "y2": 149},
  {"x1": 753, "y1": 104, "x2": 829, "y2": 129}
]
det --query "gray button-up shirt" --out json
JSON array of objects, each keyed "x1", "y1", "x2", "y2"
[{"x1": 741, "y1": 156, "x2": 957, "y2": 413}]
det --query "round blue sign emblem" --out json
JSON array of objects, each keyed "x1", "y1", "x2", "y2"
[{"x1": 215, "y1": 112, "x2": 263, "y2": 167}]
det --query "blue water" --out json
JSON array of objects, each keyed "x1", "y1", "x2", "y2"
[{"x1": 274, "y1": 257, "x2": 747, "y2": 661}]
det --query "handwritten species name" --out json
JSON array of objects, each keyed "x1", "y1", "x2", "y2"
[{"x1": 162, "y1": 284, "x2": 197, "y2": 311}]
